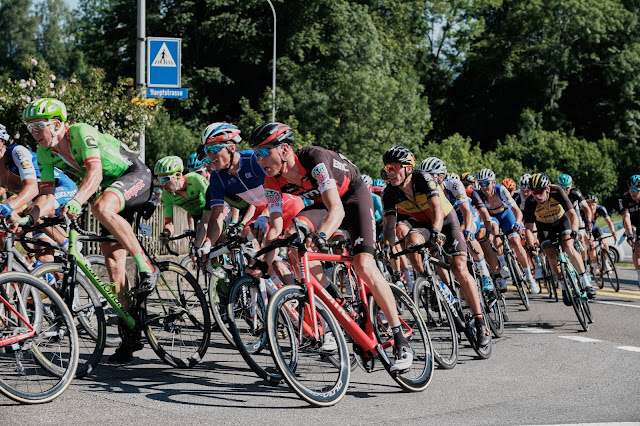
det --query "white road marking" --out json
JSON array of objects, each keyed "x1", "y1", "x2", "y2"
[
  {"x1": 591, "y1": 300, "x2": 640, "y2": 309},
  {"x1": 517, "y1": 327, "x2": 553, "y2": 333},
  {"x1": 617, "y1": 346, "x2": 640, "y2": 353},
  {"x1": 559, "y1": 336, "x2": 601, "y2": 343}
]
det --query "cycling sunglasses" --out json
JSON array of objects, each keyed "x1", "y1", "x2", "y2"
[
  {"x1": 384, "y1": 164, "x2": 410, "y2": 174},
  {"x1": 204, "y1": 144, "x2": 232, "y2": 155},
  {"x1": 254, "y1": 144, "x2": 283, "y2": 158},
  {"x1": 478, "y1": 180, "x2": 493, "y2": 187},
  {"x1": 157, "y1": 173, "x2": 178, "y2": 183},
  {"x1": 630, "y1": 188, "x2": 640, "y2": 194},
  {"x1": 532, "y1": 188, "x2": 547, "y2": 195},
  {"x1": 26, "y1": 120, "x2": 57, "y2": 133}
]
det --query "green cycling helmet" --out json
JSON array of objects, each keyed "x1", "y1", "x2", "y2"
[
  {"x1": 155, "y1": 156, "x2": 183, "y2": 176},
  {"x1": 22, "y1": 98, "x2": 68, "y2": 122},
  {"x1": 557, "y1": 173, "x2": 572, "y2": 188}
]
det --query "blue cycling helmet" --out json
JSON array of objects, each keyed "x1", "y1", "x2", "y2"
[
  {"x1": 557, "y1": 173, "x2": 573, "y2": 188},
  {"x1": 629, "y1": 174, "x2": 640, "y2": 189},
  {"x1": 372, "y1": 178, "x2": 386, "y2": 188},
  {"x1": 187, "y1": 152, "x2": 204, "y2": 172}
]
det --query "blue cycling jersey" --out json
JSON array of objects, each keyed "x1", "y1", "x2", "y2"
[
  {"x1": 475, "y1": 183, "x2": 517, "y2": 212},
  {"x1": 5, "y1": 145, "x2": 39, "y2": 181},
  {"x1": 209, "y1": 150, "x2": 268, "y2": 208}
]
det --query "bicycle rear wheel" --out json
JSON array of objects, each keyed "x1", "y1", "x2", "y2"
[
  {"x1": 561, "y1": 264, "x2": 588, "y2": 332},
  {"x1": 266, "y1": 285, "x2": 350, "y2": 407},
  {"x1": 485, "y1": 293, "x2": 504, "y2": 338},
  {"x1": 31, "y1": 263, "x2": 106, "y2": 378},
  {"x1": 413, "y1": 277, "x2": 457, "y2": 369},
  {"x1": 144, "y1": 261, "x2": 211, "y2": 367},
  {"x1": 599, "y1": 250, "x2": 620, "y2": 292},
  {"x1": 227, "y1": 276, "x2": 284, "y2": 384},
  {"x1": 371, "y1": 284, "x2": 434, "y2": 391},
  {"x1": 0, "y1": 273, "x2": 79, "y2": 404},
  {"x1": 508, "y1": 255, "x2": 530, "y2": 310}
]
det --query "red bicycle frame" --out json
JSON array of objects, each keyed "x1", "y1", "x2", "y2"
[{"x1": 0, "y1": 291, "x2": 37, "y2": 348}]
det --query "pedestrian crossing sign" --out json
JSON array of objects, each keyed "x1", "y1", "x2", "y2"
[{"x1": 147, "y1": 37, "x2": 181, "y2": 88}]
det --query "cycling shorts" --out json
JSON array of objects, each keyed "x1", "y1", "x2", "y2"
[
  {"x1": 294, "y1": 182, "x2": 376, "y2": 255},
  {"x1": 537, "y1": 216, "x2": 572, "y2": 249},
  {"x1": 408, "y1": 213, "x2": 467, "y2": 257},
  {"x1": 492, "y1": 208, "x2": 518, "y2": 238},
  {"x1": 591, "y1": 223, "x2": 602, "y2": 240}
]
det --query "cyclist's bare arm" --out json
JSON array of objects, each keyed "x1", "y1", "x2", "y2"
[
  {"x1": 6, "y1": 178, "x2": 39, "y2": 215},
  {"x1": 566, "y1": 209, "x2": 579, "y2": 232},
  {"x1": 239, "y1": 204, "x2": 256, "y2": 225},
  {"x1": 383, "y1": 214, "x2": 397, "y2": 248},
  {"x1": 204, "y1": 205, "x2": 225, "y2": 245},
  {"x1": 458, "y1": 200, "x2": 475, "y2": 233},
  {"x1": 622, "y1": 211, "x2": 634, "y2": 241},
  {"x1": 195, "y1": 211, "x2": 210, "y2": 247},
  {"x1": 525, "y1": 222, "x2": 536, "y2": 247},
  {"x1": 604, "y1": 216, "x2": 617, "y2": 239},
  {"x1": 428, "y1": 194, "x2": 444, "y2": 232},
  {"x1": 68, "y1": 160, "x2": 102, "y2": 206},
  {"x1": 314, "y1": 187, "x2": 345, "y2": 237}
]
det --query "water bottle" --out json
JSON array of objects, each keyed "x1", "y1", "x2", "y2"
[{"x1": 439, "y1": 281, "x2": 455, "y2": 305}]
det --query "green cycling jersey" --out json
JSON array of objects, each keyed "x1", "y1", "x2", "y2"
[
  {"x1": 162, "y1": 172, "x2": 210, "y2": 221},
  {"x1": 37, "y1": 123, "x2": 138, "y2": 186}
]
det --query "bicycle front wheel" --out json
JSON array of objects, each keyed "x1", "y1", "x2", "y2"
[
  {"x1": 228, "y1": 276, "x2": 284, "y2": 384},
  {"x1": 508, "y1": 255, "x2": 530, "y2": 310},
  {"x1": 266, "y1": 285, "x2": 350, "y2": 407},
  {"x1": 31, "y1": 263, "x2": 106, "y2": 378},
  {"x1": 561, "y1": 263, "x2": 588, "y2": 332},
  {"x1": 145, "y1": 261, "x2": 211, "y2": 367},
  {"x1": 0, "y1": 273, "x2": 79, "y2": 404},
  {"x1": 599, "y1": 250, "x2": 620, "y2": 292},
  {"x1": 413, "y1": 277, "x2": 457, "y2": 369},
  {"x1": 371, "y1": 283, "x2": 434, "y2": 391}
]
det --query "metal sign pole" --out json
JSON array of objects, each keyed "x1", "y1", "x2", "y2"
[
  {"x1": 136, "y1": 0, "x2": 146, "y2": 162},
  {"x1": 267, "y1": 0, "x2": 276, "y2": 122}
]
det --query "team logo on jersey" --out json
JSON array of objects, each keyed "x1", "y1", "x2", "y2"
[
  {"x1": 428, "y1": 180, "x2": 437, "y2": 190},
  {"x1": 21, "y1": 161, "x2": 32, "y2": 169},
  {"x1": 332, "y1": 159, "x2": 348, "y2": 172},
  {"x1": 245, "y1": 173, "x2": 252, "y2": 179},
  {"x1": 311, "y1": 163, "x2": 328, "y2": 179},
  {"x1": 85, "y1": 136, "x2": 98, "y2": 148}
]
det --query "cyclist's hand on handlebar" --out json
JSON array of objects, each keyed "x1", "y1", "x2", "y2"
[
  {"x1": 306, "y1": 232, "x2": 328, "y2": 252},
  {"x1": 626, "y1": 233, "x2": 636, "y2": 246},
  {"x1": 198, "y1": 240, "x2": 212, "y2": 257},
  {"x1": 430, "y1": 228, "x2": 446, "y2": 247},
  {"x1": 245, "y1": 258, "x2": 268, "y2": 279},
  {"x1": 463, "y1": 229, "x2": 474, "y2": 241}
]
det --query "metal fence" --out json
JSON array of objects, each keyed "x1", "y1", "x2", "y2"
[{"x1": 80, "y1": 203, "x2": 191, "y2": 256}]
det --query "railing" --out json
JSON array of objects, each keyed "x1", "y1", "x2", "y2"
[{"x1": 80, "y1": 203, "x2": 190, "y2": 256}]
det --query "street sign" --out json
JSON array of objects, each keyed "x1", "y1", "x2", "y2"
[
  {"x1": 147, "y1": 37, "x2": 181, "y2": 88},
  {"x1": 146, "y1": 88, "x2": 188, "y2": 99}
]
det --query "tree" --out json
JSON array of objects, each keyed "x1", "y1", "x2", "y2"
[{"x1": 0, "y1": 0, "x2": 40, "y2": 77}]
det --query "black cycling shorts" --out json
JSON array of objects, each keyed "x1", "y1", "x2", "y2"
[
  {"x1": 537, "y1": 216, "x2": 572, "y2": 249},
  {"x1": 408, "y1": 212, "x2": 468, "y2": 257},
  {"x1": 294, "y1": 181, "x2": 376, "y2": 256}
]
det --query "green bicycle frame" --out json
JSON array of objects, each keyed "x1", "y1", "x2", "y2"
[{"x1": 68, "y1": 228, "x2": 136, "y2": 330}]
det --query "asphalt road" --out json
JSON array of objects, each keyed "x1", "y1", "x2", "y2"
[{"x1": 3, "y1": 267, "x2": 640, "y2": 425}]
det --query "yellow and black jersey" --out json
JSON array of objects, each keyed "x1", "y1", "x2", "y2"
[
  {"x1": 523, "y1": 185, "x2": 573, "y2": 224},
  {"x1": 383, "y1": 170, "x2": 454, "y2": 225}
]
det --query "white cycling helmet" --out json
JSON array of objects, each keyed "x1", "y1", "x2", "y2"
[
  {"x1": 477, "y1": 168, "x2": 496, "y2": 182},
  {"x1": 201, "y1": 122, "x2": 242, "y2": 145},
  {"x1": 419, "y1": 157, "x2": 447, "y2": 175},
  {"x1": 0, "y1": 124, "x2": 9, "y2": 143},
  {"x1": 361, "y1": 174, "x2": 373, "y2": 187},
  {"x1": 518, "y1": 173, "x2": 532, "y2": 190}
]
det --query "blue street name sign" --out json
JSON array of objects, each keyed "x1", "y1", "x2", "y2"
[
  {"x1": 146, "y1": 88, "x2": 188, "y2": 99},
  {"x1": 147, "y1": 37, "x2": 181, "y2": 88}
]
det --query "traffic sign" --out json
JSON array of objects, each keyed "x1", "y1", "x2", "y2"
[
  {"x1": 146, "y1": 88, "x2": 188, "y2": 99},
  {"x1": 147, "y1": 37, "x2": 181, "y2": 88}
]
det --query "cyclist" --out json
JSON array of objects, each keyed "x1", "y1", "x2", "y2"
[
  {"x1": 419, "y1": 157, "x2": 495, "y2": 296},
  {"x1": 584, "y1": 194, "x2": 617, "y2": 276},
  {"x1": 187, "y1": 152, "x2": 209, "y2": 179},
  {"x1": 249, "y1": 122, "x2": 415, "y2": 371},
  {"x1": 23, "y1": 98, "x2": 156, "y2": 363},
  {"x1": 382, "y1": 147, "x2": 490, "y2": 347},
  {"x1": 557, "y1": 173, "x2": 593, "y2": 247},
  {"x1": 502, "y1": 178, "x2": 517, "y2": 196},
  {"x1": 523, "y1": 173, "x2": 596, "y2": 303},
  {"x1": 476, "y1": 168, "x2": 540, "y2": 293},
  {"x1": 155, "y1": 156, "x2": 210, "y2": 248},
  {"x1": 512, "y1": 174, "x2": 532, "y2": 211},
  {"x1": 618, "y1": 175, "x2": 640, "y2": 288}
]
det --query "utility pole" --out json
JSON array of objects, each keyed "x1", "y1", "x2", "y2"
[{"x1": 136, "y1": 0, "x2": 146, "y2": 161}]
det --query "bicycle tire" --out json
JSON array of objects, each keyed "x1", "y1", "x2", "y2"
[
  {"x1": 561, "y1": 263, "x2": 588, "y2": 332},
  {"x1": 227, "y1": 276, "x2": 284, "y2": 384},
  {"x1": 144, "y1": 261, "x2": 211, "y2": 368},
  {"x1": 599, "y1": 250, "x2": 620, "y2": 292},
  {"x1": 266, "y1": 285, "x2": 350, "y2": 407},
  {"x1": 85, "y1": 254, "x2": 124, "y2": 348},
  {"x1": 0, "y1": 272, "x2": 79, "y2": 404},
  {"x1": 508, "y1": 255, "x2": 530, "y2": 310},
  {"x1": 485, "y1": 293, "x2": 504, "y2": 338},
  {"x1": 413, "y1": 277, "x2": 457, "y2": 369},
  {"x1": 30, "y1": 263, "x2": 106, "y2": 378}
]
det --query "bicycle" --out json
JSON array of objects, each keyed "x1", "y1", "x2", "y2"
[
  {"x1": 552, "y1": 241, "x2": 593, "y2": 331},
  {"x1": 266, "y1": 227, "x2": 434, "y2": 407},
  {"x1": 28, "y1": 206, "x2": 211, "y2": 369},
  {"x1": 590, "y1": 234, "x2": 620, "y2": 292},
  {"x1": 467, "y1": 244, "x2": 504, "y2": 338},
  {"x1": 495, "y1": 231, "x2": 530, "y2": 310},
  {"x1": 0, "y1": 271, "x2": 79, "y2": 404}
]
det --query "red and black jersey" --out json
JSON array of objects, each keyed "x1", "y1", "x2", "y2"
[{"x1": 264, "y1": 146, "x2": 361, "y2": 211}]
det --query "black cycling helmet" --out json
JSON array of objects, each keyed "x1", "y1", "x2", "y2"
[
  {"x1": 249, "y1": 122, "x2": 294, "y2": 148},
  {"x1": 461, "y1": 172, "x2": 476, "y2": 184},
  {"x1": 529, "y1": 173, "x2": 550, "y2": 190},
  {"x1": 382, "y1": 146, "x2": 416, "y2": 167}
]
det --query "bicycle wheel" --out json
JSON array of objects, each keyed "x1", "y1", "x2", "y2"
[
  {"x1": 413, "y1": 277, "x2": 457, "y2": 369},
  {"x1": 0, "y1": 272, "x2": 79, "y2": 404},
  {"x1": 30, "y1": 263, "x2": 106, "y2": 378},
  {"x1": 144, "y1": 261, "x2": 211, "y2": 368},
  {"x1": 508, "y1": 255, "x2": 530, "y2": 310},
  {"x1": 207, "y1": 271, "x2": 236, "y2": 347},
  {"x1": 266, "y1": 285, "x2": 350, "y2": 407},
  {"x1": 599, "y1": 249, "x2": 620, "y2": 292},
  {"x1": 485, "y1": 292, "x2": 504, "y2": 338},
  {"x1": 227, "y1": 276, "x2": 284, "y2": 384},
  {"x1": 85, "y1": 255, "x2": 123, "y2": 347},
  {"x1": 370, "y1": 283, "x2": 434, "y2": 391},
  {"x1": 561, "y1": 263, "x2": 588, "y2": 332}
]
